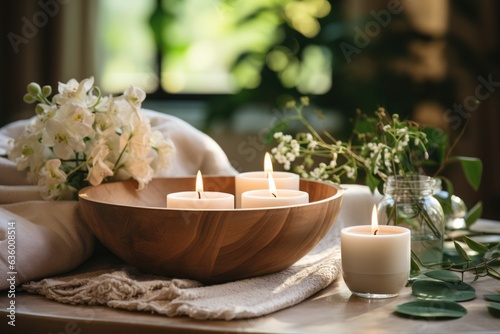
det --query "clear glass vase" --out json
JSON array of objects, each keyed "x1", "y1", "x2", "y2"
[{"x1": 378, "y1": 175, "x2": 445, "y2": 272}]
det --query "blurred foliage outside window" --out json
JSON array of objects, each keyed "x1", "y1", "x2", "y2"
[
  {"x1": 98, "y1": 0, "x2": 332, "y2": 97},
  {"x1": 97, "y1": 0, "x2": 484, "y2": 137},
  {"x1": 97, "y1": 0, "x2": 158, "y2": 93}
]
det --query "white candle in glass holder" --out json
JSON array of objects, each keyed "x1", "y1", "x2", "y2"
[
  {"x1": 341, "y1": 205, "x2": 411, "y2": 298},
  {"x1": 166, "y1": 171, "x2": 234, "y2": 210},
  {"x1": 241, "y1": 173, "x2": 308, "y2": 209},
  {"x1": 235, "y1": 152, "x2": 300, "y2": 208}
]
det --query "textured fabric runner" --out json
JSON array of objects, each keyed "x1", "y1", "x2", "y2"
[{"x1": 23, "y1": 243, "x2": 341, "y2": 320}]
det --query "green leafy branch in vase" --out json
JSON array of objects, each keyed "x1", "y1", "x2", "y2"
[
  {"x1": 268, "y1": 98, "x2": 497, "y2": 280},
  {"x1": 269, "y1": 97, "x2": 482, "y2": 208}
]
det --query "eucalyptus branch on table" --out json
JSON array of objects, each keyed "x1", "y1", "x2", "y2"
[
  {"x1": 399, "y1": 238, "x2": 500, "y2": 319},
  {"x1": 410, "y1": 235, "x2": 500, "y2": 282},
  {"x1": 448, "y1": 235, "x2": 500, "y2": 282}
]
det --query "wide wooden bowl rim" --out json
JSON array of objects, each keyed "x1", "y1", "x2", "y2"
[{"x1": 78, "y1": 176, "x2": 344, "y2": 212}]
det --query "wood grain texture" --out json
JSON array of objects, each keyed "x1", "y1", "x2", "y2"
[{"x1": 78, "y1": 176, "x2": 343, "y2": 283}]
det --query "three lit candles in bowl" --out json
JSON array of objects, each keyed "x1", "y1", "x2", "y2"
[{"x1": 166, "y1": 153, "x2": 309, "y2": 210}]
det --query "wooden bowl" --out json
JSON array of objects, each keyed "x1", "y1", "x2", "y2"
[{"x1": 78, "y1": 176, "x2": 343, "y2": 283}]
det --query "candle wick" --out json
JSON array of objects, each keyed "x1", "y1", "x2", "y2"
[
  {"x1": 373, "y1": 229, "x2": 379, "y2": 235},
  {"x1": 197, "y1": 191, "x2": 201, "y2": 199},
  {"x1": 272, "y1": 192, "x2": 277, "y2": 198}
]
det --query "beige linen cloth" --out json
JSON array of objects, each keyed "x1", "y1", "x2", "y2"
[{"x1": 0, "y1": 110, "x2": 381, "y2": 320}]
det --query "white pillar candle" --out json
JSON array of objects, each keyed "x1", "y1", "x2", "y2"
[
  {"x1": 166, "y1": 171, "x2": 234, "y2": 210},
  {"x1": 240, "y1": 173, "x2": 308, "y2": 208},
  {"x1": 235, "y1": 153, "x2": 299, "y2": 208},
  {"x1": 241, "y1": 189, "x2": 309, "y2": 208},
  {"x1": 341, "y1": 206, "x2": 410, "y2": 298}
]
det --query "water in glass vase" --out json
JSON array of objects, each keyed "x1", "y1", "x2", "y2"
[
  {"x1": 378, "y1": 175, "x2": 445, "y2": 279},
  {"x1": 411, "y1": 234, "x2": 443, "y2": 265}
]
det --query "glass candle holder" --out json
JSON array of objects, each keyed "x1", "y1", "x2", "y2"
[{"x1": 341, "y1": 225, "x2": 411, "y2": 298}]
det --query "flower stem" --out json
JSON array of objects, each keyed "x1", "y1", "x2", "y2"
[
  {"x1": 113, "y1": 141, "x2": 129, "y2": 172},
  {"x1": 66, "y1": 162, "x2": 87, "y2": 178},
  {"x1": 36, "y1": 94, "x2": 51, "y2": 105},
  {"x1": 433, "y1": 119, "x2": 470, "y2": 177}
]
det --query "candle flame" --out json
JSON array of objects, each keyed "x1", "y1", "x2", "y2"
[
  {"x1": 196, "y1": 170, "x2": 204, "y2": 198},
  {"x1": 268, "y1": 172, "x2": 277, "y2": 198},
  {"x1": 371, "y1": 205, "x2": 379, "y2": 235},
  {"x1": 264, "y1": 152, "x2": 273, "y2": 175}
]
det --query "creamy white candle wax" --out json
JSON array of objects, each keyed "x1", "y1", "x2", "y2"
[
  {"x1": 235, "y1": 152, "x2": 299, "y2": 208},
  {"x1": 166, "y1": 171, "x2": 234, "y2": 210},
  {"x1": 241, "y1": 173, "x2": 308, "y2": 209},
  {"x1": 341, "y1": 206, "x2": 411, "y2": 298}
]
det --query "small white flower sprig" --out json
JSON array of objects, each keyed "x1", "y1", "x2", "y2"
[
  {"x1": 9, "y1": 77, "x2": 173, "y2": 200},
  {"x1": 271, "y1": 97, "x2": 430, "y2": 192}
]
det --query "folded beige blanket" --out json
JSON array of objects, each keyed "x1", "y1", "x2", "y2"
[{"x1": 0, "y1": 109, "x2": 381, "y2": 320}]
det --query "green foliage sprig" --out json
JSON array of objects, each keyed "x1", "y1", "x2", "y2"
[{"x1": 270, "y1": 98, "x2": 482, "y2": 196}]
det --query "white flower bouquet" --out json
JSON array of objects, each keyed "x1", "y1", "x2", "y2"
[{"x1": 8, "y1": 77, "x2": 173, "y2": 200}]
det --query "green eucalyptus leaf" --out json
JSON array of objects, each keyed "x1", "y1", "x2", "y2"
[
  {"x1": 424, "y1": 270, "x2": 461, "y2": 283},
  {"x1": 485, "y1": 245, "x2": 500, "y2": 261},
  {"x1": 454, "y1": 240, "x2": 472, "y2": 262},
  {"x1": 395, "y1": 300, "x2": 467, "y2": 319},
  {"x1": 422, "y1": 127, "x2": 448, "y2": 166},
  {"x1": 465, "y1": 201, "x2": 483, "y2": 228},
  {"x1": 486, "y1": 266, "x2": 500, "y2": 280},
  {"x1": 365, "y1": 171, "x2": 380, "y2": 194},
  {"x1": 412, "y1": 280, "x2": 476, "y2": 302},
  {"x1": 463, "y1": 235, "x2": 489, "y2": 253},
  {"x1": 457, "y1": 156, "x2": 482, "y2": 191},
  {"x1": 377, "y1": 180, "x2": 385, "y2": 195},
  {"x1": 487, "y1": 302, "x2": 500, "y2": 318},
  {"x1": 441, "y1": 177, "x2": 454, "y2": 195},
  {"x1": 484, "y1": 294, "x2": 500, "y2": 302}
]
